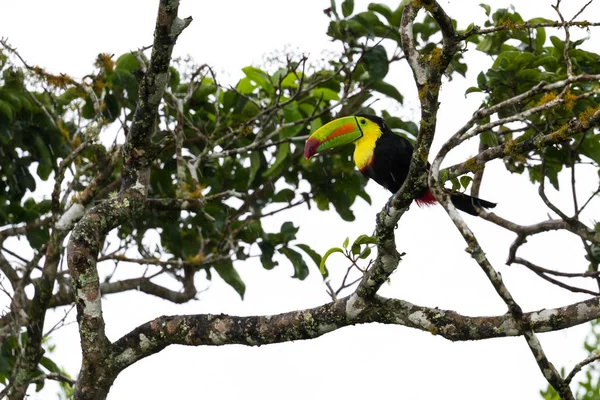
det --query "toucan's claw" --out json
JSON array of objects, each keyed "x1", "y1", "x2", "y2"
[{"x1": 385, "y1": 195, "x2": 394, "y2": 216}]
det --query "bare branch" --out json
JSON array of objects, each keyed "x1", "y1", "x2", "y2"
[
  {"x1": 459, "y1": 20, "x2": 600, "y2": 39},
  {"x1": 108, "y1": 294, "x2": 600, "y2": 374}
]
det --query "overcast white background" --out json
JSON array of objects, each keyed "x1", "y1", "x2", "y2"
[{"x1": 2, "y1": 0, "x2": 600, "y2": 399}]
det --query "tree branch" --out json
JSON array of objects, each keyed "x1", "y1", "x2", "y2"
[
  {"x1": 444, "y1": 107, "x2": 600, "y2": 180},
  {"x1": 66, "y1": 1, "x2": 191, "y2": 398},
  {"x1": 108, "y1": 294, "x2": 600, "y2": 373}
]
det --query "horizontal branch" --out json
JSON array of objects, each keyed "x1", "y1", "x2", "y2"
[
  {"x1": 109, "y1": 293, "x2": 600, "y2": 372},
  {"x1": 96, "y1": 254, "x2": 222, "y2": 269},
  {"x1": 460, "y1": 20, "x2": 600, "y2": 39},
  {"x1": 48, "y1": 275, "x2": 200, "y2": 308}
]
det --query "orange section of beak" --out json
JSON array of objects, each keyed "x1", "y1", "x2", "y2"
[
  {"x1": 326, "y1": 122, "x2": 356, "y2": 140},
  {"x1": 304, "y1": 122, "x2": 357, "y2": 160},
  {"x1": 304, "y1": 137, "x2": 320, "y2": 159}
]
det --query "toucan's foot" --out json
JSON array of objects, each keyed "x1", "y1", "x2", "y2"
[
  {"x1": 384, "y1": 196, "x2": 394, "y2": 216},
  {"x1": 374, "y1": 197, "x2": 397, "y2": 227},
  {"x1": 381, "y1": 196, "x2": 400, "y2": 229}
]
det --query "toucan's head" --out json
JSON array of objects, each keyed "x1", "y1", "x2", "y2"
[{"x1": 304, "y1": 114, "x2": 385, "y2": 159}]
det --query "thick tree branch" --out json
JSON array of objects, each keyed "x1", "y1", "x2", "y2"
[
  {"x1": 66, "y1": 1, "x2": 191, "y2": 398},
  {"x1": 108, "y1": 294, "x2": 600, "y2": 373},
  {"x1": 354, "y1": 0, "x2": 457, "y2": 300}
]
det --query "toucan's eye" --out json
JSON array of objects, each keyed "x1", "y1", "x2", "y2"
[{"x1": 360, "y1": 119, "x2": 366, "y2": 125}]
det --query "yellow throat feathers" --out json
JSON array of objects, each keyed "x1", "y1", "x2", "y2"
[{"x1": 353, "y1": 122, "x2": 383, "y2": 171}]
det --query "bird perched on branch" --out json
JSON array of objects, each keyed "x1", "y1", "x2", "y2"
[{"x1": 304, "y1": 114, "x2": 496, "y2": 216}]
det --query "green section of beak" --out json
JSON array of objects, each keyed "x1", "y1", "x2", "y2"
[{"x1": 304, "y1": 116, "x2": 362, "y2": 158}]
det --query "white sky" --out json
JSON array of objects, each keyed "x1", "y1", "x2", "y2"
[{"x1": 2, "y1": 0, "x2": 600, "y2": 399}]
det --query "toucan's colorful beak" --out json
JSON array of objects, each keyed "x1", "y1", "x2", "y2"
[
  {"x1": 304, "y1": 137, "x2": 320, "y2": 159},
  {"x1": 304, "y1": 116, "x2": 363, "y2": 160}
]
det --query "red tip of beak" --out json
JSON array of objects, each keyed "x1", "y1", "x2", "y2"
[{"x1": 304, "y1": 137, "x2": 320, "y2": 160}]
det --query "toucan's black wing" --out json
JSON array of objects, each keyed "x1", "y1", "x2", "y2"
[{"x1": 360, "y1": 131, "x2": 414, "y2": 193}]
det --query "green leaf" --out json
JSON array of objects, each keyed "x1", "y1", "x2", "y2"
[
  {"x1": 477, "y1": 71, "x2": 487, "y2": 88},
  {"x1": 351, "y1": 243, "x2": 361, "y2": 255},
  {"x1": 40, "y1": 356, "x2": 61, "y2": 373},
  {"x1": 273, "y1": 188, "x2": 295, "y2": 203},
  {"x1": 450, "y1": 177, "x2": 461, "y2": 192},
  {"x1": 280, "y1": 221, "x2": 299, "y2": 242},
  {"x1": 480, "y1": 132, "x2": 499, "y2": 147},
  {"x1": 590, "y1": 243, "x2": 600, "y2": 263},
  {"x1": 535, "y1": 27, "x2": 546, "y2": 52},
  {"x1": 26, "y1": 226, "x2": 49, "y2": 250},
  {"x1": 390, "y1": 3, "x2": 404, "y2": 28},
  {"x1": 242, "y1": 66, "x2": 274, "y2": 95},
  {"x1": 193, "y1": 83, "x2": 217, "y2": 101},
  {"x1": 280, "y1": 73, "x2": 300, "y2": 88},
  {"x1": 369, "y1": 80, "x2": 403, "y2": 103},
  {"x1": 168, "y1": 66, "x2": 180, "y2": 90},
  {"x1": 342, "y1": 237, "x2": 349, "y2": 248},
  {"x1": 115, "y1": 53, "x2": 140, "y2": 72},
  {"x1": 0, "y1": 100, "x2": 14, "y2": 121},
  {"x1": 280, "y1": 247, "x2": 309, "y2": 280},
  {"x1": 259, "y1": 241, "x2": 278, "y2": 270},
  {"x1": 215, "y1": 263, "x2": 246, "y2": 299},
  {"x1": 81, "y1": 97, "x2": 95, "y2": 119},
  {"x1": 352, "y1": 11, "x2": 382, "y2": 32},
  {"x1": 359, "y1": 247, "x2": 372, "y2": 259},
  {"x1": 476, "y1": 36, "x2": 494, "y2": 53},
  {"x1": 280, "y1": 102, "x2": 304, "y2": 138},
  {"x1": 353, "y1": 234, "x2": 377, "y2": 246},
  {"x1": 237, "y1": 77, "x2": 256, "y2": 95},
  {"x1": 465, "y1": 86, "x2": 482, "y2": 95},
  {"x1": 33, "y1": 136, "x2": 53, "y2": 180},
  {"x1": 103, "y1": 93, "x2": 120, "y2": 122},
  {"x1": 311, "y1": 88, "x2": 340, "y2": 101},
  {"x1": 262, "y1": 142, "x2": 290, "y2": 178},
  {"x1": 479, "y1": 3, "x2": 491, "y2": 16},
  {"x1": 363, "y1": 45, "x2": 389, "y2": 81},
  {"x1": 550, "y1": 36, "x2": 564, "y2": 54},
  {"x1": 310, "y1": 118, "x2": 323, "y2": 132},
  {"x1": 460, "y1": 175, "x2": 473, "y2": 190},
  {"x1": 248, "y1": 151, "x2": 261, "y2": 187},
  {"x1": 328, "y1": 0, "x2": 341, "y2": 20},
  {"x1": 368, "y1": 3, "x2": 393, "y2": 24},
  {"x1": 341, "y1": 0, "x2": 354, "y2": 17},
  {"x1": 580, "y1": 132, "x2": 600, "y2": 165},
  {"x1": 296, "y1": 244, "x2": 323, "y2": 269},
  {"x1": 320, "y1": 247, "x2": 344, "y2": 275}
]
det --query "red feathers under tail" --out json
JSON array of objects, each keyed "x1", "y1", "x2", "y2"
[
  {"x1": 414, "y1": 189, "x2": 496, "y2": 215},
  {"x1": 415, "y1": 190, "x2": 437, "y2": 207}
]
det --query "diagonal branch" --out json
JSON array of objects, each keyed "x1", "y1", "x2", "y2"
[
  {"x1": 443, "y1": 107, "x2": 600, "y2": 180},
  {"x1": 355, "y1": 0, "x2": 461, "y2": 300}
]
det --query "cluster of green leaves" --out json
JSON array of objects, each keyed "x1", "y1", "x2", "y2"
[
  {"x1": 0, "y1": 52, "x2": 68, "y2": 248},
  {"x1": 466, "y1": 5, "x2": 600, "y2": 190},
  {"x1": 320, "y1": 234, "x2": 376, "y2": 278},
  {"x1": 1, "y1": 1, "x2": 434, "y2": 301},
  {"x1": 100, "y1": 1, "x2": 436, "y2": 297},
  {"x1": 328, "y1": 0, "x2": 467, "y2": 90}
]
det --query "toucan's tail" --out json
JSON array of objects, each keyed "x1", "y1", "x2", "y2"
[{"x1": 450, "y1": 192, "x2": 496, "y2": 216}]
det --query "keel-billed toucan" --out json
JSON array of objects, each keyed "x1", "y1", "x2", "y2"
[{"x1": 304, "y1": 114, "x2": 496, "y2": 216}]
